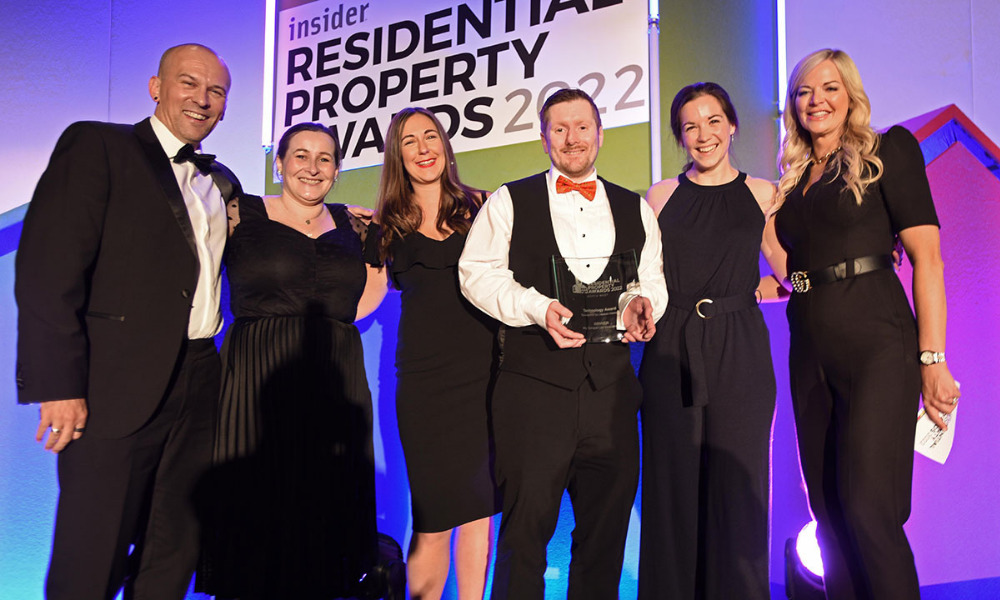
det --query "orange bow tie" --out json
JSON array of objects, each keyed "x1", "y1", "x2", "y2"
[{"x1": 555, "y1": 175, "x2": 597, "y2": 201}]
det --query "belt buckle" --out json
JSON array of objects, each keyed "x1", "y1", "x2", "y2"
[
  {"x1": 695, "y1": 298, "x2": 714, "y2": 319},
  {"x1": 790, "y1": 271, "x2": 811, "y2": 293}
]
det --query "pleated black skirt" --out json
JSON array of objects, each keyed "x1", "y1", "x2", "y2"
[{"x1": 196, "y1": 316, "x2": 377, "y2": 599}]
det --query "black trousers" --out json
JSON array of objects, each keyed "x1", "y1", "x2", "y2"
[
  {"x1": 638, "y1": 391, "x2": 774, "y2": 600},
  {"x1": 637, "y1": 305, "x2": 775, "y2": 600},
  {"x1": 46, "y1": 339, "x2": 219, "y2": 600},
  {"x1": 489, "y1": 371, "x2": 640, "y2": 600},
  {"x1": 789, "y1": 316, "x2": 921, "y2": 600}
]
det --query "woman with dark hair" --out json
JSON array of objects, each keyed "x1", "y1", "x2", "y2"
[
  {"x1": 767, "y1": 49, "x2": 959, "y2": 599},
  {"x1": 638, "y1": 82, "x2": 783, "y2": 600},
  {"x1": 197, "y1": 122, "x2": 387, "y2": 599},
  {"x1": 370, "y1": 107, "x2": 499, "y2": 599}
]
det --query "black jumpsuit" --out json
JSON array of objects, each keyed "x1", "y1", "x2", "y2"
[
  {"x1": 774, "y1": 126, "x2": 940, "y2": 600},
  {"x1": 639, "y1": 172, "x2": 776, "y2": 600}
]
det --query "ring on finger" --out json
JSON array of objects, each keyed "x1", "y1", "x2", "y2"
[
  {"x1": 74, "y1": 427, "x2": 86, "y2": 433},
  {"x1": 950, "y1": 397, "x2": 959, "y2": 406},
  {"x1": 51, "y1": 427, "x2": 62, "y2": 433}
]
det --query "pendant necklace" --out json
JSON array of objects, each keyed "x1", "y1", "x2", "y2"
[{"x1": 811, "y1": 146, "x2": 842, "y2": 165}]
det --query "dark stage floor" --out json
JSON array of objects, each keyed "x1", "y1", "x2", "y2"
[{"x1": 772, "y1": 577, "x2": 1000, "y2": 599}]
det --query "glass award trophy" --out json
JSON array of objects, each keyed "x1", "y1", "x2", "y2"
[{"x1": 551, "y1": 250, "x2": 639, "y2": 343}]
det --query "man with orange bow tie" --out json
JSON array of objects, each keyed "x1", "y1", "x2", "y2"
[{"x1": 459, "y1": 88, "x2": 667, "y2": 599}]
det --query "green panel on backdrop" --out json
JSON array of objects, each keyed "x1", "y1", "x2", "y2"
[
  {"x1": 656, "y1": 0, "x2": 780, "y2": 181},
  {"x1": 263, "y1": 123, "x2": 654, "y2": 205}
]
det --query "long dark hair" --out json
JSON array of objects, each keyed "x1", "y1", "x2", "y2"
[
  {"x1": 669, "y1": 82, "x2": 739, "y2": 142},
  {"x1": 374, "y1": 107, "x2": 481, "y2": 265},
  {"x1": 668, "y1": 82, "x2": 739, "y2": 172}
]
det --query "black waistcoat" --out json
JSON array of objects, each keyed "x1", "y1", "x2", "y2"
[{"x1": 501, "y1": 172, "x2": 645, "y2": 390}]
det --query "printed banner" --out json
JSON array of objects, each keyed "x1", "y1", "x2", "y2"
[{"x1": 272, "y1": 0, "x2": 649, "y2": 170}]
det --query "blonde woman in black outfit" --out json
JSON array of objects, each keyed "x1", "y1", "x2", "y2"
[{"x1": 764, "y1": 49, "x2": 960, "y2": 599}]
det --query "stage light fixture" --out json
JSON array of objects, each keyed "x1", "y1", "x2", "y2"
[
  {"x1": 796, "y1": 520, "x2": 825, "y2": 578},
  {"x1": 784, "y1": 520, "x2": 826, "y2": 599}
]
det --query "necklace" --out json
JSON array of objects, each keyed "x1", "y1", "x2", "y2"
[
  {"x1": 303, "y1": 210, "x2": 325, "y2": 237},
  {"x1": 282, "y1": 197, "x2": 325, "y2": 225},
  {"x1": 303, "y1": 209, "x2": 325, "y2": 236},
  {"x1": 268, "y1": 195, "x2": 327, "y2": 235},
  {"x1": 811, "y1": 146, "x2": 842, "y2": 165}
]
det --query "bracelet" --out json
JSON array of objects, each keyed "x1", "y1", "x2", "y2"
[{"x1": 755, "y1": 289, "x2": 762, "y2": 304}]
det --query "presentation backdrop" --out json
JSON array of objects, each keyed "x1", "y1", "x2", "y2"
[{"x1": 272, "y1": 0, "x2": 650, "y2": 169}]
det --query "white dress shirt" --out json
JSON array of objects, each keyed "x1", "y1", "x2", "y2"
[
  {"x1": 459, "y1": 167, "x2": 667, "y2": 330},
  {"x1": 150, "y1": 115, "x2": 227, "y2": 339}
]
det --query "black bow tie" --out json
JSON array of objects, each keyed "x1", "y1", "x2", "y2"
[{"x1": 173, "y1": 144, "x2": 216, "y2": 175}]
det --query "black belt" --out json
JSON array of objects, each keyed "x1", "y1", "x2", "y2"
[
  {"x1": 668, "y1": 290, "x2": 758, "y2": 407},
  {"x1": 789, "y1": 254, "x2": 894, "y2": 293},
  {"x1": 181, "y1": 338, "x2": 217, "y2": 360},
  {"x1": 185, "y1": 338, "x2": 217, "y2": 351},
  {"x1": 669, "y1": 290, "x2": 758, "y2": 320}
]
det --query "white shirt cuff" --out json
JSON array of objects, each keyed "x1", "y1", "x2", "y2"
[{"x1": 523, "y1": 287, "x2": 555, "y2": 328}]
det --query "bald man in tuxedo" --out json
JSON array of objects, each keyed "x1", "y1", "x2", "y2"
[{"x1": 15, "y1": 43, "x2": 241, "y2": 600}]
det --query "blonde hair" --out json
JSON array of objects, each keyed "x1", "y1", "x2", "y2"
[{"x1": 777, "y1": 49, "x2": 883, "y2": 205}]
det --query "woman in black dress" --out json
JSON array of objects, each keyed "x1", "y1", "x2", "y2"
[
  {"x1": 371, "y1": 107, "x2": 498, "y2": 599},
  {"x1": 638, "y1": 82, "x2": 784, "y2": 600},
  {"x1": 766, "y1": 49, "x2": 960, "y2": 599},
  {"x1": 197, "y1": 122, "x2": 387, "y2": 599}
]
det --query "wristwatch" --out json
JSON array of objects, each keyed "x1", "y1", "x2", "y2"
[{"x1": 919, "y1": 350, "x2": 946, "y2": 365}]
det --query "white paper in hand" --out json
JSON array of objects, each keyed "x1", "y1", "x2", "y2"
[{"x1": 914, "y1": 381, "x2": 960, "y2": 464}]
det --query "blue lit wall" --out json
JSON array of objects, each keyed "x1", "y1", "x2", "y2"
[{"x1": 0, "y1": 207, "x2": 51, "y2": 598}]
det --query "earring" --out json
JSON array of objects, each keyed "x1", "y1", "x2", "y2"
[{"x1": 153, "y1": 96, "x2": 159, "y2": 101}]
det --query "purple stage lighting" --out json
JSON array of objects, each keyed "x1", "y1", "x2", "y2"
[
  {"x1": 795, "y1": 520, "x2": 825, "y2": 578},
  {"x1": 784, "y1": 521, "x2": 825, "y2": 599}
]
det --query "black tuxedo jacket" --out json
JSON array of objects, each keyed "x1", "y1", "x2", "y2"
[{"x1": 15, "y1": 118, "x2": 241, "y2": 438}]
